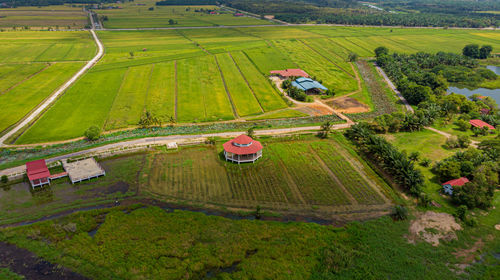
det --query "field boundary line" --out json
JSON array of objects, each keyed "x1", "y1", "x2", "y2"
[
  {"x1": 325, "y1": 38, "x2": 352, "y2": 55},
  {"x1": 308, "y1": 147, "x2": 358, "y2": 205},
  {"x1": 228, "y1": 52, "x2": 265, "y2": 113},
  {"x1": 0, "y1": 29, "x2": 104, "y2": 147},
  {"x1": 344, "y1": 37, "x2": 373, "y2": 55},
  {"x1": 174, "y1": 60, "x2": 178, "y2": 121},
  {"x1": 143, "y1": 64, "x2": 155, "y2": 114},
  {"x1": 275, "y1": 159, "x2": 307, "y2": 205},
  {"x1": 214, "y1": 55, "x2": 239, "y2": 119},
  {"x1": 61, "y1": 43, "x2": 75, "y2": 60},
  {"x1": 103, "y1": 68, "x2": 130, "y2": 130},
  {"x1": 33, "y1": 43, "x2": 56, "y2": 62},
  {"x1": 0, "y1": 63, "x2": 51, "y2": 95},
  {"x1": 299, "y1": 40, "x2": 355, "y2": 79},
  {"x1": 329, "y1": 141, "x2": 391, "y2": 204},
  {"x1": 241, "y1": 50, "x2": 285, "y2": 102}
]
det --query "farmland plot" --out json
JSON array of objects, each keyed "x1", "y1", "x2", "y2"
[
  {"x1": 105, "y1": 65, "x2": 153, "y2": 130},
  {"x1": 311, "y1": 142, "x2": 386, "y2": 205},
  {"x1": 142, "y1": 138, "x2": 391, "y2": 211},
  {"x1": 0, "y1": 31, "x2": 95, "y2": 62},
  {"x1": 145, "y1": 61, "x2": 176, "y2": 121},
  {"x1": 215, "y1": 53, "x2": 262, "y2": 116},
  {"x1": 273, "y1": 40, "x2": 358, "y2": 95},
  {"x1": 230, "y1": 51, "x2": 287, "y2": 111},
  {"x1": 0, "y1": 63, "x2": 47, "y2": 93},
  {"x1": 0, "y1": 62, "x2": 84, "y2": 134},
  {"x1": 176, "y1": 56, "x2": 234, "y2": 122},
  {"x1": 243, "y1": 46, "x2": 297, "y2": 75},
  {"x1": 17, "y1": 68, "x2": 127, "y2": 143}
]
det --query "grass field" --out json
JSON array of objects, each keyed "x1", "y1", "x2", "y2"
[
  {"x1": 0, "y1": 5, "x2": 88, "y2": 29},
  {"x1": 143, "y1": 135, "x2": 392, "y2": 212},
  {"x1": 95, "y1": 0, "x2": 273, "y2": 29},
  {"x1": 0, "y1": 198, "x2": 498, "y2": 279},
  {"x1": 12, "y1": 26, "x2": 500, "y2": 143}
]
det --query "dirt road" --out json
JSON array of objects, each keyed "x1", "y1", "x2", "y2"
[
  {"x1": 375, "y1": 65, "x2": 414, "y2": 113},
  {"x1": 0, "y1": 29, "x2": 104, "y2": 147}
]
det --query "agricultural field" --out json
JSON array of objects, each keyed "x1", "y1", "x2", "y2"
[
  {"x1": 0, "y1": 31, "x2": 95, "y2": 135},
  {"x1": 95, "y1": 0, "x2": 273, "y2": 29},
  {"x1": 11, "y1": 25, "x2": 500, "y2": 144},
  {"x1": 0, "y1": 5, "x2": 88, "y2": 29},
  {"x1": 143, "y1": 135, "x2": 393, "y2": 215}
]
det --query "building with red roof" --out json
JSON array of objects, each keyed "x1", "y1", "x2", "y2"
[
  {"x1": 442, "y1": 177, "x2": 469, "y2": 195},
  {"x1": 26, "y1": 159, "x2": 51, "y2": 188},
  {"x1": 469, "y1": 119, "x2": 495, "y2": 130},
  {"x1": 270, "y1": 69, "x2": 310, "y2": 78},
  {"x1": 223, "y1": 135, "x2": 263, "y2": 164}
]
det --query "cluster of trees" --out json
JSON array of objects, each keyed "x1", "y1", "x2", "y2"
[
  {"x1": 462, "y1": 44, "x2": 493, "y2": 59},
  {"x1": 345, "y1": 123, "x2": 424, "y2": 195},
  {"x1": 138, "y1": 111, "x2": 162, "y2": 128},
  {"x1": 376, "y1": 47, "x2": 497, "y2": 105},
  {"x1": 222, "y1": 0, "x2": 500, "y2": 28},
  {"x1": 433, "y1": 140, "x2": 499, "y2": 209},
  {"x1": 281, "y1": 80, "x2": 309, "y2": 102}
]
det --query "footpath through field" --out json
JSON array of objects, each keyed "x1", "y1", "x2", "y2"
[
  {"x1": 0, "y1": 123, "x2": 351, "y2": 177},
  {"x1": 0, "y1": 29, "x2": 104, "y2": 147}
]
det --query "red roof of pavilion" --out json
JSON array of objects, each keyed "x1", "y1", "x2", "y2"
[
  {"x1": 442, "y1": 177, "x2": 469, "y2": 187},
  {"x1": 26, "y1": 159, "x2": 50, "y2": 181},
  {"x1": 270, "y1": 69, "x2": 310, "y2": 78},
  {"x1": 469, "y1": 119, "x2": 495, "y2": 130},
  {"x1": 223, "y1": 135, "x2": 263, "y2": 155}
]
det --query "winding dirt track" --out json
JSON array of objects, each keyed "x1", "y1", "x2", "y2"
[{"x1": 0, "y1": 29, "x2": 104, "y2": 147}]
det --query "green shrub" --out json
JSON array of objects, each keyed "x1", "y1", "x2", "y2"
[
  {"x1": 1, "y1": 175, "x2": 7, "y2": 184},
  {"x1": 84, "y1": 126, "x2": 101, "y2": 141},
  {"x1": 392, "y1": 205, "x2": 408, "y2": 220}
]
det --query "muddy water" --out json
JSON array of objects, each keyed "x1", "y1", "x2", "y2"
[{"x1": 0, "y1": 242, "x2": 88, "y2": 280}]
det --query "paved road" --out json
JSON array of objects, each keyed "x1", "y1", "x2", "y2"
[
  {"x1": 0, "y1": 29, "x2": 104, "y2": 147},
  {"x1": 375, "y1": 65, "x2": 414, "y2": 113},
  {"x1": 0, "y1": 123, "x2": 351, "y2": 176}
]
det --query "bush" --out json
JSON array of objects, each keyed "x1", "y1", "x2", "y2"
[
  {"x1": 418, "y1": 193, "x2": 431, "y2": 207},
  {"x1": 465, "y1": 217, "x2": 478, "y2": 227},
  {"x1": 392, "y1": 205, "x2": 408, "y2": 220},
  {"x1": 84, "y1": 126, "x2": 101, "y2": 141},
  {"x1": 1, "y1": 175, "x2": 7, "y2": 184},
  {"x1": 445, "y1": 136, "x2": 459, "y2": 149},
  {"x1": 456, "y1": 119, "x2": 471, "y2": 131},
  {"x1": 455, "y1": 205, "x2": 468, "y2": 221},
  {"x1": 457, "y1": 135, "x2": 471, "y2": 148},
  {"x1": 419, "y1": 158, "x2": 432, "y2": 167}
]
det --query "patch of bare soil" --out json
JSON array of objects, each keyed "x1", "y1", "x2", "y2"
[
  {"x1": 0, "y1": 241, "x2": 88, "y2": 279},
  {"x1": 327, "y1": 97, "x2": 370, "y2": 114},
  {"x1": 407, "y1": 211, "x2": 462, "y2": 246},
  {"x1": 453, "y1": 239, "x2": 484, "y2": 263},
  {"x1": 495, "y1": 224, "x2": 500, "y2": 231}
]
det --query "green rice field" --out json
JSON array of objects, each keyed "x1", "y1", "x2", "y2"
[
  {"x1": 0, "y1": 5, "x2": 88, "y2": 29},
  {"x1": 95, "y1": 0, "x2": 273, "y2": 29},
  {"x1": 143, "y1": 136, "x2": 392, "y2": 212},
  {"x1": 6, "y1": 25, "x2": 500, "y2": 144},
  {"x1": 0, "y1": 31, "x2": 95, "y2": 134}
]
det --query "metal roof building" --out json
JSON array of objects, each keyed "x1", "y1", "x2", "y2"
[{"x1": 291, "y1": 77, "x2": 327, "y2": 92}]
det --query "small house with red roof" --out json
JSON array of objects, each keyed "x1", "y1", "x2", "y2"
[
  {"x1": 223, "y1": 135, "x2": 263, "y2": 164},
  {"x1": 442, "y1": 177, "x2": 469, "y2": 195},
  {"x1": 469, "y1": 119, "x2": 495, "y2": 130},
  {"x1": 26, "y1": 159, "x2": 51, "y2": 188},
  {"x1": 234, "y1": 13, "x2": 244, "y2": 17},
  {"x1": 270, "y1": 69, "x2": 310, "y2": 79}
]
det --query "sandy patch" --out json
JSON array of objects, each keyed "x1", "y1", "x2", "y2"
[
  {"x1": 327, "y1": 97, "x2": 370, "y2": 114},
  {"x1": 407, "y1": 211, "x2": 462, "y2": 246},
  {"x1": 495, "y1": 224, "x2": 500, "y2": 230}
]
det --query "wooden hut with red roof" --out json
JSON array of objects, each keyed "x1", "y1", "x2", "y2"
[
  {"x1": 223, "y1": 135, "x2": 263, "y2": 164},
  {"x1": 469, "y1": 119, "x2": 495, "y2": 130},
  {"x1": 26, "y1": 159, "x2": 51, "y2": 188},
  {"x1": 442, "y1": 177, "x2": 469, "y2": 195}
]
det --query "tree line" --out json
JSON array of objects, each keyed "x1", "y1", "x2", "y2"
[
  {"x1": 375, "y1": 47, "x2": 497, "y2": 106},
  {"x1": 345, "y1": 123, "x2": 424, "y2": 196}
]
